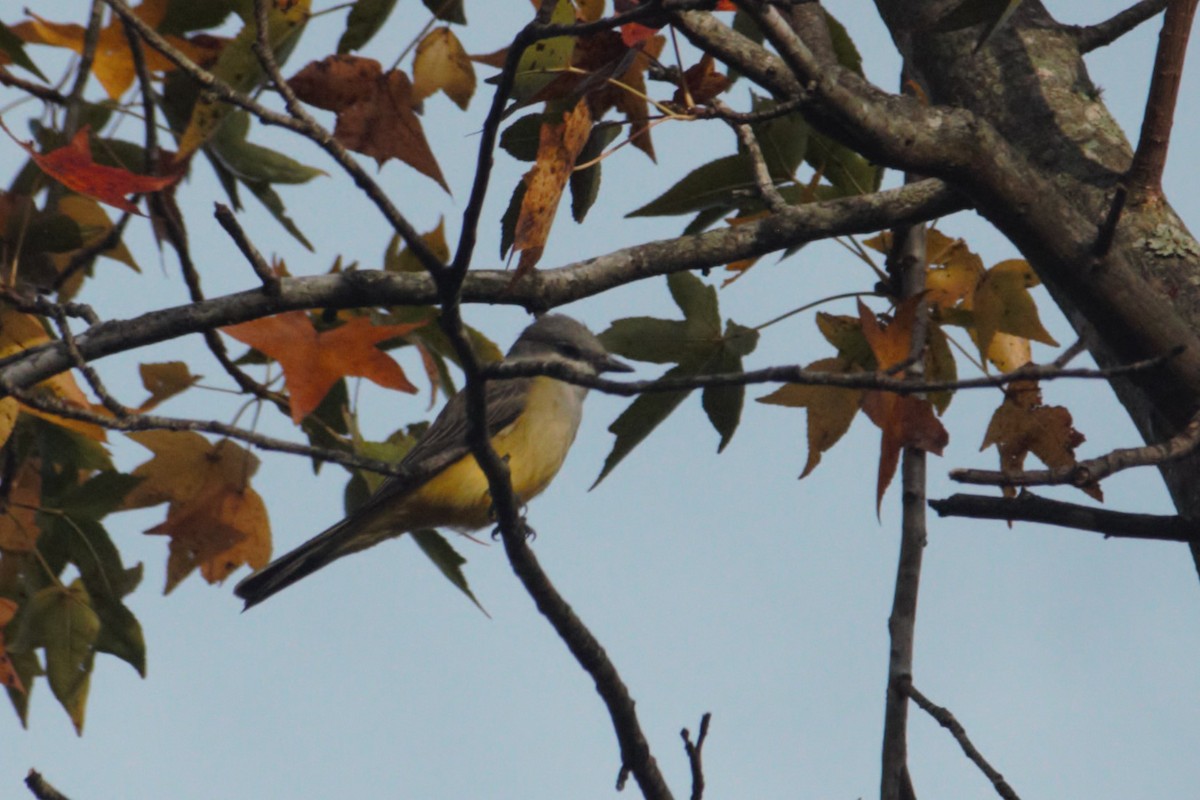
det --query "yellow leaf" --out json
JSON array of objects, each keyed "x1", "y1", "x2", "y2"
[
  {"x1": 971, "y1": 258, "x2": 1057, "y2": 364},
  {"x1": 412, "y1": 27, "x2": 476, "y2": 110},
  {"x1": 758, "y1": 358, "x2": 863, "y2": 477}
]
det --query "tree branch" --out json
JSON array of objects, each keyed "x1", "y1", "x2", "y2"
[
  {"x1": 949, "y1": 409, "x2": 1200, "y2": 488},
  {"x1": 881, "y1": 217, "x2": 928, "y2": 800},
  {"x1": 681, "y1": 713, "x2": 712, "y2": 800},
  {"x1": 928, "y1": 492, "x2": 1200, "y2": 542},
  {"x1": 1069, "y1": 0, "x2": 1169, "y2": 52},
  {"x1": 24, "y1": 770, "x2": 71, "y2": 800},
  {"x1": 908, "y1": 685, "x2": 1021, "y2": 800},
  {"x1": 1124, "y1": 0, "x2": 1199, "y2": 204}
]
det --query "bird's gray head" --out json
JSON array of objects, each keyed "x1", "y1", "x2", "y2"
[{"x1": 508, "y1": 314, "x2": 633, "y2": 375}]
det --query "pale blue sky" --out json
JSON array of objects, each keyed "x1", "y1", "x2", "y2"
[{"x1": 4, "y1": 2, "x2": 1199, "y2": 798}]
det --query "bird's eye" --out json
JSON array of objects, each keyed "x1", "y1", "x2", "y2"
[{"x1": 560, "y1": 344, "x2": 582, "y2": 360}]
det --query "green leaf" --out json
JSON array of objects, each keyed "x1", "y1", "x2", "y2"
[
  {"x1": 570, "y1": 122, "x2": 621, "y2": 222},
  {"x1": 0, "y1": 22, "x2": 48, "y2": 82},
  {"x1": 595, "y1": 274, "x2": 756, "y2": 481},
  {"x1": 92, "y1": 594, "x2": 146, "y2": 678},
  {"x1": 682, "y1": 206, "x2": 728, "y2": 235},
  {"x1": 5, "y1": 648, "x2": 41, "y2": 726},
  {"x1": 592, "y1": 364, "x2": 693, "y2": 488},
  {"x1": 27, "y1": 583, "x2": 99, "y2": 735},
  {"x1": 160, "y1": 0, "x2": 241, "y2": 34},
  {"x1": 668, "y1": 271, "x2": 721, "y2": 340},
  {"x1": 210, "y1": 112, "x2": 326, "y2": 185},
  {"x1": 423, "y1": 0, "x2": 466, "y2": 24},
  {"x1": 500, "y1": 180, "x2": 527, "y2": 259},
  {"x1": 53, "y1": 472, "x2": 143, "y2": 520},
  {"x1": 411, "y1": 529, "x2": 486, "y2": 613},
  {"x1": 499, "y1": 113, "x2": 544, "y2": 162},
  {"x1": 932, "y1": 0, "x2": 1025, "y2": 49},
  {"x1": 599, "y1": 318, "x2": 693, "y2": 364},
  {"x1": 701, "y1": 321, "x2": 759, "y2": 452},
  {"x1": 242, "y1": 179, "x2": 315, "y2": 251},
  {"x1": 823, "y1": 11, "x2": 864, "y2": 75},
  {"x1": 746, "y1": 96, "x2": 808, "y2": 176},
  {"x1": 338, "y1": 0, "x2": 398, "y2": 53},
  {"x1": 510, "y1": 0, "x2": 575, "y2": 103},
  {"x1": 805, "y1": 131, "x2": 882, "y2": 197},
  {"x1": 627, "y1": 154, "x2": 755, "y2": 218}
]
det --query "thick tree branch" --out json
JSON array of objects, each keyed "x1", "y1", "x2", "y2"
[
  {"x1": 1124, "y1": 0, "x2": 1199, "y2": 204},
  {"x1": 1069, "y1": 0, "x2": 1169, "y2": 52},
  {"x1": 949, "y1": 409, "x2": 1200, "y2": 488},
  {"x1": 908, "y1": 686, "x2": 1021, "y2": 800},
  {"x1": 24, "y1": 770, "x2": 71, "y2": 800},
  {"x1": 928, "y1": 493, "x2": 1200, "y2": 542}
]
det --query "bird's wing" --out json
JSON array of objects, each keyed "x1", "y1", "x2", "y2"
[{"x1": 358, "y1": 377, "x2": 535, "y2": 506}]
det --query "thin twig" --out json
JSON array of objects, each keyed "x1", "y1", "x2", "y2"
[
  {"x1": 47, "y1": 306, "x2": 130, "y2": 418},
  {"x1": 713, "y1": 99, "x2": 788, "y2": 213},
  {"x1": 928, "y1": 492, "x2": 1200, "y2": 541},
  {"x1": 214, "y1": 203, "x2": 281, "y2": 294},
  {"x1": 681, "y1": 713, "x2": 712, "y2": 800},
  {"x1": 483, "y1": 345, "x2": 1182, "y2": 397},
  {"x1": 950, "y1": 408, "x2": 1200, "y2": 488},
  {"x1": 0, "y1": 69, "x2": 69, "y2": 105},
  {"x1": 53, "y1": 211, "x2": 133, "y2": 291},
  {"x1": 0, "y1": 372, "x2": 408, "y2": 476},
  {"x1": 1124, "y1": 0, "x2": 1199, "y2": 204},
  {"x1": 1069, "y1": 0, "x2": 1170, "y2": 52},
  {"x1": 908, "y1": 685, "x2": 1022, "y2": 800},
  {"x1": 62, "y1": 0, "x2": 105, "y2": 141}
]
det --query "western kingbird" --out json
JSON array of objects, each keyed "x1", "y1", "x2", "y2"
[{"x1": 234, "y1": 314, "x2": 631, "y2": 608}]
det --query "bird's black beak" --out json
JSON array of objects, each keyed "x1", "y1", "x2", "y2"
[{"x1": 598, "y1": 353, "x2": 634, "y2": 373}]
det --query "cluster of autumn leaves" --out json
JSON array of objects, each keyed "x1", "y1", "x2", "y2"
[{"x1": 0, "y1": 0, "x2": 1092, "y2": 735}]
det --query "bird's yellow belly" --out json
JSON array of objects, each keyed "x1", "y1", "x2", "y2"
[{"x1": 407, "y1": 378, "x2": 584, "y2": 531}]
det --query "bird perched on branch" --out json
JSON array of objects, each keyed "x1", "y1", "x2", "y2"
[{"x1": 234, "y1": 314, "x2": 632, "y2": 609}]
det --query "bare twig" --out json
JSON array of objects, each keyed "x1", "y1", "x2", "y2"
[
  {"x1": 713, "y1": 99, "x2": 788, "y2": 213},
  {"x1": 682, "y1": 713, "x2": 712, "y2": 800},
  {"x1": 0, "y1": 69, "x2": 68, "y2": 105},
  {"x1": 214, "y1": 203, "x2": 282, "y2": 294},
  {"x1": 484, "y1": 345, "x2": 1181, "y2": 397},
  {"x1": 47, "y1": 306, "x2": 131, "y2": 418},
  {"x1": 1069, "y1": 0, "x2": 1170, "y2": 52},
  {"x1": 908, "y1": 685, "x2": 1022, "y2": 800},
  {"x1": 25, "y1": 770, "x2": 71, "y2": 800},
  {"x1": 881, "y1": 216, "x2": 928, "y2": 800},
  {"x1": 928, "y1": 492, "x2": 1200, "y2": 541},
  {"x1": 0, "y1": 372, "x2": 407, "y2": 476},
  {"x1": 1124, "y1": 0, "x2": 1199, "y2": 204},
  {"x1": 62, "y1": 0, "x2": 105, "y2": 140},
  {"x1": 950, "y1": 408, "x2": 1200, "y2": 488}
]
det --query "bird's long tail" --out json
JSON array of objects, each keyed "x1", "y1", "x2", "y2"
[{"x1": 234, "y1": 519, "x2": 357, "y2": 610}]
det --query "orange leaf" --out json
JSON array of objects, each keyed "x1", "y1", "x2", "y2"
[
  {"x1": 859, "y1": 297, "x2": 921, "y2": 373},
  {"x1": 981, "y1": 380, "x2": 1098, "y2": 500},
  {"x1": 758, "y1": 358, "x2": 863, "y2": 477},
  {"x1": 858, "y1": 299, "x2": 948, "y2": 510},
  {"x1": 672, "y1": 54, "x2": 730, "y2": 107},
  {"x1": 18, "y1": 3, "x2": 210, "y2": 99},
  {"x1": 862, "y1": 391, "x2": 949, "y2": 513},
  {"x1": 148, "y1": 483, "x2": 270, "y2": 592},
  {"x1": 0, "y1": 597, "x2": 23, "y2": 694},
  {"x1": 0, "y1": 460, "x2": 42, "y2": 553},
  {"x1": 124, "y1": 431, "x2": 259, "y2": 510},
  {"x1": 3, "y1": 124, "x2": 179, "y2": 215},
  {"x1": 513, "y1": 99, "x2": 593, "y2": 274},
  {"x1": 222, "y1": 312, "x2": 423, "y2": 422},
  {"x1": 289, "y1": 55, "x2": 448, "y2": 190}
]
